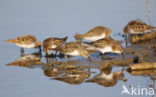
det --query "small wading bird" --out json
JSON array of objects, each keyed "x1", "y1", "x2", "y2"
[
  {"x1": 5, "y1": 35, "x2": 41, "y2": 56},
  {"x1": 124, "y1": 19, "x2": 156, "y2": 46},
  {"x1": 55, "y1": 41, "x2": 91, "y2": 61},
  {"x1": 75, "y1": 26, "x2": 112, "y2": 41},
  {"x1": 43, "y1": 36, "x2": 68, "y2": 56},
  {"x1": 84, "y1": 38, "x2": 124, "y2": 59}
]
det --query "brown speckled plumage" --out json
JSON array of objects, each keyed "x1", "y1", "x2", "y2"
[
  {"x1": 124, "y1": 19, "x2": 156, "y2": 34},
  {"x1": 5, "y1": 35, "x2": 41, "y2": 48},
  {"x1": 75, "y1": 26, "x2": 112, "y2": 41},
  {"x1": 84, "y1": 38, "x2": 123, "y2": 54},
  {"x1": 56, "y1": 42, "x2": 90, "y2": 58},
  {"x1": 43, "y1": 36, "x2": 68, "y2": 53}
]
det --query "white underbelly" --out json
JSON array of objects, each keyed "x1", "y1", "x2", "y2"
[
  {"x1": 98, "y1": 46, "x2": 113, "y2": 54},
  {"x1": 84, "y1": 33, "x2": 106, "y2": 41},
  {"x1": 67, "y1": 74, "x2": 79, "y2": 78},
  {"x1": 51, "y1": 45, "x2": 57, "y2": 49},
  {"x1": 113, "y1": 50, "x2": 121, "y2": 54},
  {"x1": 66, "y1": 50, "x2": 80, "y2": 56},
  {"x1": 129, "y1": 29, "x2": 143, "y2": 34},
  {"x1": 16, "y1": 43, "x2": 36, "y2": 48},
  {"x1": 100, "y1": 73, "x2": 113, "y2": 80}
]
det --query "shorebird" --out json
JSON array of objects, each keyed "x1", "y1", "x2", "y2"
[
  {"x1": 124, "y1": 19, "x2": 156, "y2": 46},
  {"x1": 84, "y1": 38, "x2": 124, "y2": 59},
  {"x1": 5, "y1": 35, "x2": 41, "y2": 56},
  {"x1": 75, "y1": 26, "x2": 112, "y2": 41},
  {"x1": 43, "y1": 36, "x2": 68, "y2": 56},
  {"x1": 56, "y1": 41, "x2": 91, "y2": 61}
]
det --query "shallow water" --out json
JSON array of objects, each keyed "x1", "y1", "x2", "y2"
[{"x1": 0, "y1": 0, "x2": 156, "y2": 97}]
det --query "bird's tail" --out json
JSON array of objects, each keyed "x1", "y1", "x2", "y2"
[
  {"x1": 83, "y1": 41, "x2": 93, "y2": 45},
  {"x1": 83, "y1": 42, "x2": 97, "y2": 51},
  {"x1": 62, "y1": 36, "x2": 68, "y2": 42},
  {"x1": 85, "y1": 78, "x2": 95, "y2": 82},
  {"x1": 153, "y1": 27, "x2": 156, "y2": 29}
]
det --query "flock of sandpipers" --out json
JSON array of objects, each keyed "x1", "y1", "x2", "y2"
[{"x1": 5, "y1": 19, "x2": 156, "y2": 61}]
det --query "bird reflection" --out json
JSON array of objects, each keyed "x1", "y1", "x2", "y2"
[
  {"x1": 85, "y1": 67, "x2": 125, "y2": 87},
  {"x1": 42, "y1": 60, "x2": 65, "y2": 77},
  {"x1": 127, "y1": 69, "x2": 156, "y2": 77},
  {"x1": 52, "y1": 66, "x2": 90, "y2": 85},
  {"x1": 7, "y1": 52, "x2": 44, "y2": 68},
  {"x1": 43, "y1": 67, "x2": 64, "y2": 77}
]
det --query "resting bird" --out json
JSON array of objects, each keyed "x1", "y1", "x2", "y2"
[{"x1": 75, "y1": 26, "x2": 112, "y2": 41}]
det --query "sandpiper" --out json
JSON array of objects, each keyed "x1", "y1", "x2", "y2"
[
  {"x1": 5, "y1": 35, "x2": 41, "y2": 56},
  {"x1": 75, "y1": 26, "x2": 112, "y2": 41},
  {"x1": 43, "y1": 36, "x2": 68, "y2": 56},
  {"x1": 84, "y1": 38, "x2": 124, "y2": 59},
  {"x1": 56, "y1": 41, "x2": 91, "y2": 60},
  {"x1": 124, "y1": 19, "x2": 156, "y2": 46}
]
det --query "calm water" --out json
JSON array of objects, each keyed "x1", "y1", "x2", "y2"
[{"x1": 0, "y1": 0, "x2": 156, "y2": 97}]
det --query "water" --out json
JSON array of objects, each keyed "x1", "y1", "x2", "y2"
[{"x1": 0, "y1": 0, "x2": 156, "y2": 97}]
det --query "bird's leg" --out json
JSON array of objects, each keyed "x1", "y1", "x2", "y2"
[
  {"x1": 20, "y1": 48, "x2": 24, "y2": 56},
  {"x1": 39, "y1": 46, "x2": 42, "y2": 54},
  {"x1": 121, "y1": 52, "x2": 125, "y2": 59},
  {"x1": 45, "y1": 53, "x2": 48, "y2": 57},
  {"x1": 122, "y1": 67, "x2": 125, "y2": 72},
  {"x1": 54, "y1": 51, "x2": 57, "y2": 57},
  {"x1": 125, "y1": 34, "x2": 128, "y2": 47},
  {"x1": 88, "y1": 56, "x2": 91, "y2": 62},
  {"x1": 102, "y1": 54, "x2": 106, "y2": 60},
  {"x1": 46, "y1": 57, "x2": 49, "y2": 64}
]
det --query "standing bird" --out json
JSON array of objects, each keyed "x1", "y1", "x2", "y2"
[
  {"x1": 5, "y1": 35, "x2": 41, "y2": 56},
  {"x1": 55, "y1": 42, "x2": 91, "y2": 61},
  {"x1": 75, "y1": 26, "x2": 112, "y2": 41},
  {"x1": 124, "y1": 19, "x2": 156, "y2": 46},
  {"x1": 43, "y1": 36, "x2": 68, "y2": 56},
  {"x1": 84, "y1": 38, "x2": 124, "y2": 59}
]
